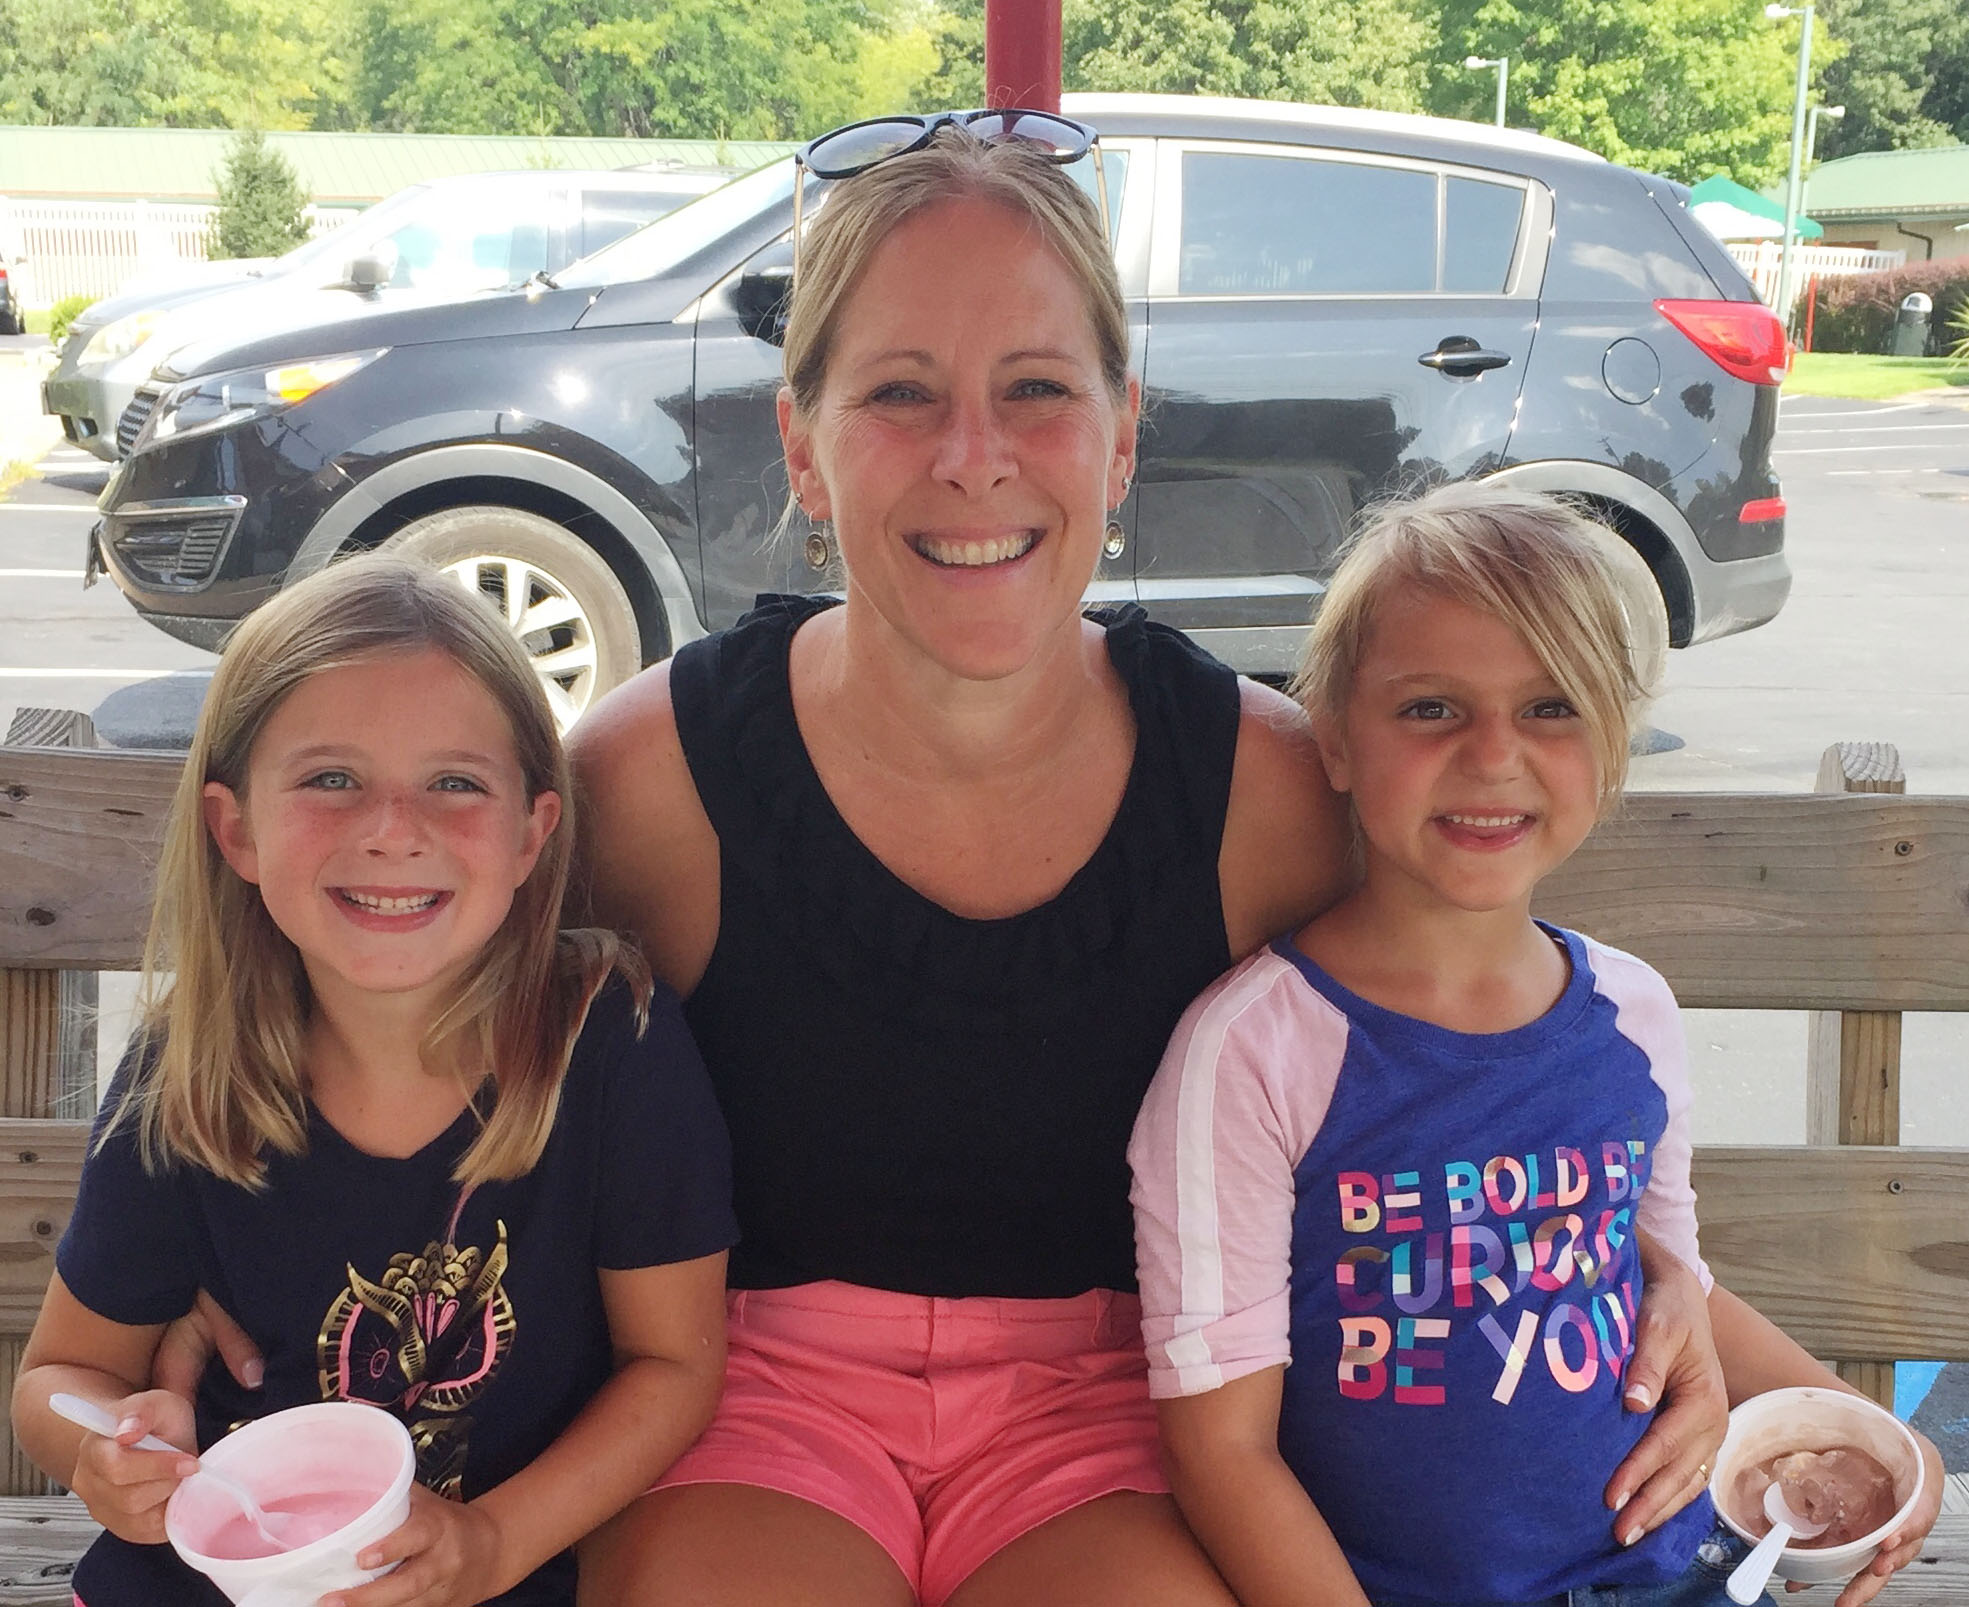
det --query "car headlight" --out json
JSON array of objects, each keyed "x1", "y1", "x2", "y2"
[
  {"x1": 146, "y1": 349, "x2": 388, "y2": 446},
  {"x1": 78, "y1": 310, "x2": 165, "y2": 368}
]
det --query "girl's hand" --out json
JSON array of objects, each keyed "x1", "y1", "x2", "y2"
[
  {"x1": 1606, "y1": 1239, "x2": 1729, "y2": 1546},
  {"x1": 325, "y1": 1484, "x2": 506, "y2": 1607},
  {"x1": 1809, "y1": 1429, "x2": 1945, "y2": 1607},
  {"x1": 66, "y1": 1389, "x2": 199, "y2": 1546},
  {"x1": 152, "y1": 1288, "x2": 265, "y2": 1397}
]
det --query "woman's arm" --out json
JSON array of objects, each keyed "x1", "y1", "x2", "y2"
[
  {"x1": 567, "y1": 663, "x2": 721, "y2": 997},
  {"x1": 330, "y1": 1249, "x2": 729, "y2": 1607},
  {"x1": 1708, "y1": 1284, "x2": 1943, "y2": 1607},
  {"x1": 1157, "y1": 1369, "x2": 1369, "y2": 1607},
  {"x1": 1218, "y1": 680, "x2": 1353, "y2": 958},
  {"x1": 14, "y1": 1272, "x2": 197, "y2": 1544}
]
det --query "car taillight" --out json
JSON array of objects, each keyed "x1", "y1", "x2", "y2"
[
  {"x1": 1653, "y1": 299, "x2": 1790, "y2": 385},
  {"x1": 1739, "y1": 497, "x2": 1785, "y2": 524}
]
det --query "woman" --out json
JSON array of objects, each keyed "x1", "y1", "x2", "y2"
[{"x1": 565, "y1": 119, "x2": 1727, "y2": 1607}]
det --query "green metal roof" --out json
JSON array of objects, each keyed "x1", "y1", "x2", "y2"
[
  {"x1": 1803, "y1": 144, "x2": 1969, "y2": 221},
  {"x1": 0, "y1": 126, "x2": 795, "y2": 205}
]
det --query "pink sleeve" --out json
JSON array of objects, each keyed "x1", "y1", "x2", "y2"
[
  {"x1": 1585, "y1": 938, "x2": 1711, "y2": 1291},
  {"x1": 1128, "y1": 951, "x2": 1349, "y2": 1399}
]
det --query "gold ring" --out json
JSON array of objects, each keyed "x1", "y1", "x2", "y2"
[{"x1": 1696, "y1": 1461, "x2": 1711, "y2": 1481}]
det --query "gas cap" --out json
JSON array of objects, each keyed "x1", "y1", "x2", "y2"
[{"x1": 1603, "y1": 338, "x2": 1661, "y2": 405}]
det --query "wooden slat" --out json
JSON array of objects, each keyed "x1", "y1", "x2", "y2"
[
  {"x1": 0, "y1": 747, "x2": 180, "y2": 971},
  {"x1": 0, "y1": 1124, "x2": 89, "y2": 1337},
  {"x1": 0, "y1": 1495, "x2": 93, "y2": 1604},
  {"x1": 1538, "y1": 792, "x2": 1969, "y2": 1011},
  {"x1": 1896, "y1": 1513, "x2": 1969, "y2": 1606},
  {"x1": 1694, "y1": 1145, "x2": 1969, "y2": 1361},
  {"x1": 0, "y1": 712, "x2": 94, "y2": 751}
]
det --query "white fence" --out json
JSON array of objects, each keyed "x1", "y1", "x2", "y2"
[
  {"x1": 1726, "y1": 241, "x2": 1905, "y2": 313},
  {"x1": 0, "y1": 196, "x2": 347, "y2": 308}
]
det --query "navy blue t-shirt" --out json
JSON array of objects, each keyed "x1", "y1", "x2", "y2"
[{"x1": 57, "y1": 979, "x2": 738, "y2": 1607}]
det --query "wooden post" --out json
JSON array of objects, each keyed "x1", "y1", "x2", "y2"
[
  {"x1": 0, "y1": 712, "x2": 102, "y2": 1497},
  {"x1": 1805, "y1": 741, "x2": 1904, "y2": 1406}
]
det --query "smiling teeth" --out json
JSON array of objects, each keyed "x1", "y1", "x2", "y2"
[
  {"x1": 343, "y1": 891, "x2": 441, "y2": 913},
  {"x1": 1442, "y1": 814, "x2": 1530, "y2": 828},
  {"x1": 916, "y1": 532, "x2": 1037, "y2": 567}
]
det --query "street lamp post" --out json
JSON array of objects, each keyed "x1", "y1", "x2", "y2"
[
  {"x1": 1463, "y1": 56, "x2": 1508, "y2": 127},
  {"x1": 1766, "y1": 1, "x2": 1815, "y2": 332},
  {"x1": 1807, "y1": 101, "x2": 1845, "y2": 163}
]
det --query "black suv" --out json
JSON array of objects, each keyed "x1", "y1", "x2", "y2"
[{"x1": 93, "y1": 94, "x2": 1791, "y2": 726}]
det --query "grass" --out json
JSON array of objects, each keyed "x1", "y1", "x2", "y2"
[
  {"x1": 22, "y1": 307, "x2": 50, "y2": 335},
  {"x1": 1784, "y1": 352, "x2": 1969, "y2": 400}
]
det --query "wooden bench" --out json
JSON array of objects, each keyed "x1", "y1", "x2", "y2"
[{"x1": 1, "y1": 730, "x2": 1967, "y2": 1600}]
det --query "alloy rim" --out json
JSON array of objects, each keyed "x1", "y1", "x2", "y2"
[{"x1": 439, "y1": 554, "x2": 598, "y2": 731}]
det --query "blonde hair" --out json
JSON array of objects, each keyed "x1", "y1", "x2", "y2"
[
  {"x1": 124, "y1": 553, "x2": 646, "y2": 1189},
  {"x1": 782, "y1": 125, "x2": 1128, "y2": 416},
  {"x1": 1291, "y1": 481, "x2": 1651, "y2": 811}
]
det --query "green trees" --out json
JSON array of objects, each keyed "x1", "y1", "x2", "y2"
[
  {"x1": 1812, "y1": 0, "x2": 1969, "y2": 158},
  {"x1": 207, "y1": 128, "x2": 311, "y2": 258}
]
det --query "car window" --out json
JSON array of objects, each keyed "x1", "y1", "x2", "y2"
[
  {"x1": 1179, "y1": 151, "x2": 1436, "y2": 296},
  {"x1": 374, "y1": 184, "x2": 555, "y2": 291},
  {"x1": 1064, "y1": 149, "x2": 1128, "y2": 239},
  {"x1": 580, "y1": 187, "x2": 698, "y2": 256},
  {"x1": 560, "y1": 160, "x2": 794, "y2": 288},
  {"x1": 1444, "y1": 176, "x2": 1525, "y2": 293}
]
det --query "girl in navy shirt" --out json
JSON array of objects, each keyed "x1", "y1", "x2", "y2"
[
  {"x1": 1131, "y1": 483, "x2": 1942, "y2": 1607},
  {"x1": 13, "y1": 556, "x2": 736, "y2": 1607}
]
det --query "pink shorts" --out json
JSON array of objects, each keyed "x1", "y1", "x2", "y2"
[{"x1": 655, "y1": 1280, "x2": 1170, "y2": 1605}]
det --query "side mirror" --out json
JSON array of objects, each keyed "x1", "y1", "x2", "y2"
[
  {"x1": 733, "y1": 264, "x2": 793, "y2": 346},
  {"x1": 344, "y1": 247, "x2": 396, "y2": 293}
]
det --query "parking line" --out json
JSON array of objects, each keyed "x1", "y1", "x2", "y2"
[
  {"x1": 1826, "y1": 469, "x2": 1947, "y2": 477},
  {"x1": 0, "y1": 668, "x2": 201, "y2": 680},
  {"x1": 1779, "y1": 423, "x2": 1969, "y2": 436},
  {"x1": 1777, "y1": 402, "x2": 1923, "y2": 417},
  {"x1": 0, "y1": 502, "x2": 98, "y2": 512},
  {"x1": 0, "y1": 568, "x2": 85, "y2": 578},
  {"x1": 1772, "y1": 443, "x2": 1961, "y2": 455}
]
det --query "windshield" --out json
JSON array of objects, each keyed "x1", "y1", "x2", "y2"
[
  {"x1": 558, "y1": 159, "x2": 795, "y2": 289},
  {"x1": 274, "y1": 184, "x2": 435, "y2": 276}
]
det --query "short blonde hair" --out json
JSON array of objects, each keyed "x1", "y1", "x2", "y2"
[
  {"x1": 125, "y1": 554, "x2": 645, "y2": 1189},
  {"x1": 782, "y1": 125, "x2": 1128, "y2": 415},
  {"x1": 1291, "y1": 481, "x2": 1651, "y2": 810}
]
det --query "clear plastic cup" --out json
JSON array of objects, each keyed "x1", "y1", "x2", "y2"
[{"x1": 165, "y1": 1402, "x2": 416, "y2": 1607}]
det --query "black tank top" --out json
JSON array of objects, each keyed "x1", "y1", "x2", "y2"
[{"x1": 670, "y1": 595, "x2": 1240, "y2": 1298}]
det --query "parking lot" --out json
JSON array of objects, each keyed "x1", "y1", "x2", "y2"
[{"x1": 5, "y1": 386, "x2": 1969, "y2": 1151}]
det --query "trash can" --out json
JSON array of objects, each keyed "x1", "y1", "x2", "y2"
[{"x1": 1892, "y1": 292, "x2": 1933, "y2": 357}]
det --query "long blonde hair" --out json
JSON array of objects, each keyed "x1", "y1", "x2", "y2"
[
  {"x1": 1292, "y1": 481, "x2": 1651, "y2": 813},
  {"x1": 124, "y1": 554, "x2": 646, "y2": 1188}
]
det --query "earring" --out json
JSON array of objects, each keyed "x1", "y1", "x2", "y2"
[
  {"x1": 805, "y1": 520, "x2": 834, "y2": 571},
  {"x1": 1103, "y1": 519, "x2": 1127, "y2": 560}
]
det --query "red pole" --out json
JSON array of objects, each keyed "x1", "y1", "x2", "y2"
[
  {"x1": 1802, "y1": 272, "x2": 1818, "y2": 353},
  {"x1": 984, "y1": 0, "x2": 1062, "y2": 112}
]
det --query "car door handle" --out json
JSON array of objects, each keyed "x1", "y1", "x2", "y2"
[{"x1": 1419, "y1": 340, "x2": 1513, "y2": 375}]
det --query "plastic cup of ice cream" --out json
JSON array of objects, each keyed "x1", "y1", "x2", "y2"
[
  {"x1": 1709, "y1": 1386, "x2": 1925, "y2": 1589},
  {"x1": 164, "y1": 1401, "x2": 416, "y2": 1607}
]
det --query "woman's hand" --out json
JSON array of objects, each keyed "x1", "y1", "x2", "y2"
[
  {"x1": 325, "y1": 1484, "x2": 506, "y2": 1607},
  {"x1": 66, "y1": 1388, "x2": 199, "y2": 1546},
  {"x1": 151, "y1": 1288, "x2": 265, "y2": 1398},
  {"x1": 1605, "y1": 1234, "x2": 1729, "y2": 1546},
  {"x1": 1810, "y1": 1428, "x2": 1945, "y2": 1607}
]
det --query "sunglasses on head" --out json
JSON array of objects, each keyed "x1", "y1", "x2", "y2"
[{"x1": 790, "y1": 108, "x2": 1108, "y2": 284}]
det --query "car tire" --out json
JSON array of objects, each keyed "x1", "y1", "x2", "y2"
[
  {"x1": 0, "y1": 308, "x2": 19, "y2": 337},
  {"x1": 381, "y1": 505, "x2": 641, "y2": 731},
  {"x1": 1581, "y1": 520, "x2": 1672, "y2": 693}
]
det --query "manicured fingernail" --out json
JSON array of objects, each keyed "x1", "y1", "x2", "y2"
[
  {"x1": 1613, "y1": 1490, "x2": 1630, "y2": 1512},
  {"x1": 176, "y1": 1458, "x2": 198, "y2": 1476},
  {"x1": 116, "y1": 1416, "x2": 143, "y2": 1437},
  {"x1": 1620, "y1": 1524, "x2": 1643, "y2": 1547},
  {"x1": 243, "y1": 1360, "x2": 265, "y2": 1389},
  {"x1": 1624, "y1": 1385, "x2": 1653, "y2": 1409}
]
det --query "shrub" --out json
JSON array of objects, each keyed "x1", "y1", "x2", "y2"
[
  {"x1": 207, "y1": 129, "x2": 311, "y2": 260},
  {"x1": 1808, "y1": 260, "x2": 1969, "y2": 356},
  {"x1": 49, "y1": 294, "x2": 96, "y2": 346}
]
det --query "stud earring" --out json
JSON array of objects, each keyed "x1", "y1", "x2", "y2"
[{"x1": 1103, "y1": 520, "x2": 1127, "y2": 560}]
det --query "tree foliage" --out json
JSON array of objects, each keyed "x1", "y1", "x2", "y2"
[
  {"x1": 1812, "y1": 0, "x2": 1969, "y2": 158},
  {"x1": 207, "y1": 127, "x2": 311, "y2": 257},
  {"x1": 1430, "y1": 0, "x2": 1807, "y2": 186}
]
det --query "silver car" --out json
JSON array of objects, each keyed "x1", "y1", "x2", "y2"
[{"x1": 45, "y1": 166, "x2": 726, "y2": 459}]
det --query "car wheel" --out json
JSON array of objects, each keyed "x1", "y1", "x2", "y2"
[
  {"x1": 1582, "y1": 520, "x2": 1672, "y2": 693},
  {"x1": 0, "y1": 307, "x2": 19, "y2": 337},
  {"x1": 381, "y1": 505, "x2": 641, "y2": 732}
]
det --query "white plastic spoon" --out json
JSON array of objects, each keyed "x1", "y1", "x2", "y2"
[
  {"x1": 1726, "y1": 1480, "x2": 1832, "y2": 1605},
  {"x1": 48, "y1": 1392, "x2": 292, "y2": 1550}
]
